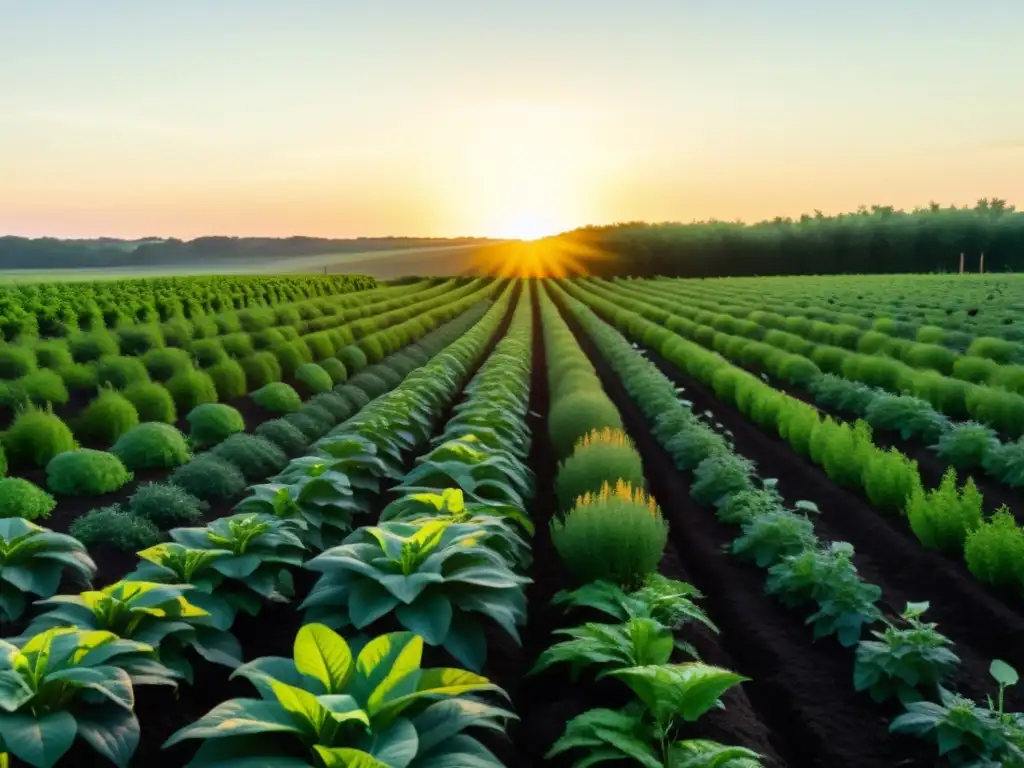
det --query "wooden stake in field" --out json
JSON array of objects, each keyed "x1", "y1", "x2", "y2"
[
  {"x1": 959, "y1": 253, "x2": 964, "y2": 274},
  {"x1": 980, "y1": 252, "x2": 985, "y2": 274}
]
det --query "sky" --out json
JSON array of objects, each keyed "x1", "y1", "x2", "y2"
[{"x1": 2, "y1": 0, "x2": 1024, "y2": 240}]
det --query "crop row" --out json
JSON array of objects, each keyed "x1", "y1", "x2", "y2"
[
  {"x1": 0, "y1": 282, "x2": 518, "y2": 766},
  {"x1": 533, "y1": 284, "x2": 761, "y2": 766},
  {"x1": 548, "y1": 279, "x2": 1024, "y2": 767},
  {"x1": 559, "y1": 280, "x2": 1024, "y2": 612},
  {"x1": 0, "y1": 273, "x2": 378, "y2": 341}
]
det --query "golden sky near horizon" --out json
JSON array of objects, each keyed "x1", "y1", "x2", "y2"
[{"x1": 2, "y1": 1, "x2": 1023, "y2": 240}]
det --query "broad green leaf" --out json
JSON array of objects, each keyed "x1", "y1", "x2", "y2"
[
  {"x1": 0, "y1": 711, "x2": 76, "y2": 768},
  {"x1": 0, "y1": 671, "x2": 33, "y2": 713},
  {"x1": 163, "y1": 699, "x2": 305, "y2": 747},
  {"x1": 269, "y1": 679, "x2": 330, "y2": 737},
  {"x1": 314, "y1": 746, "x2": 389, "y2": 768},
  {"x1": 991, "y1": 659, "x2": 1019, "y2": 687},
  {"x1": 355, "y1": 633, "x2": 422, "y2": 714},
  {"x1": 395, "y1": 594, "x2": 452, "y2": 646},
  {"x1": 609, "y1": 663, "x2": 747, "y2": 723},
  {"x1": 295, "y1": 624, "x2": 354, "y2": 694},
  {"x1": 47, "y1": 666, "x2": 134, "y2": 710},
  {"x1": 74, "y1": 706, "x2": 140, "y2": 768},
  {"x1": 365, "y1": 718, "x2": 418, "y2": 768}
]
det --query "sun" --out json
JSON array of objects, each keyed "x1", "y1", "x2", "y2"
[{"x1": 496, "y1": 211, "x2": 563, "y2": 241}]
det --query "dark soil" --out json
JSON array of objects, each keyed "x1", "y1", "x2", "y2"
[{"x1": 555, "y1": 294, "x2": 940, "y2": 768}]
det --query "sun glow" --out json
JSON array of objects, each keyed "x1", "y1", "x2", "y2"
[{"x1": 471, "y1": 235, "x2": 611, "y2": 278}]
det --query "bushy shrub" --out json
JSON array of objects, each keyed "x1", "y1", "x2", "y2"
[
  {"x1": 56, "y1": 363, "x2": 99, "y2": 392},
  {"x1": 964, "y1": 508, "x2": 1024, "y2": 591},
  {"x1": 251, "y1": 382, "x2": 302, "y2": 414},
  {"x1": 551, "y1": 481, "x2": 668, "y2": 587},
  {"x1": 68, "y1": 330, "x2": 119, "y2": 363},
  {"x1": 691, "y1": 453, "x2": 756, "y2": 507},
  {"x1": 77, "y1": 389, "x2": 140, "y2": 445},
  {"x1": 966, "y1": 336, "x2": 1019, "y2": 364},
  {"x1": 555, "y1": 429, "x2": 645, "y2": 511},
  {"x1": 811, "y1": 418, "x2": 874, "y2": 488},
  {"x1": 864, "y1": 395, "x2": 949, "y2": 443},
  {"x1": 334, "y1": 384, "x2": 371, "y2": 411},
  {"x1": 252, "y1": 327, "x2": 286, "y2": 350},
  {"x1": 142, "y1": 347, "x2": 194, "y2": 381},
  {"x1": 122, "y1": 381, "x2": 177, "y2": 424},
  {"x1": 192, "y1": 338, "x2": 228, "y2": 367},
  {"x1": 2, "y1": 407, "x2": 76, "y2": 468},
  {"x1": 549, "y1": 392, "x2": 623, "y2": 458},
  {"x1": 337, "y1": 345, "x2": 368, "y2": 374},
  {"x1": 991, "y1": 365, "x2": 1024, "y2": 396},
  {"x1": 349, "y1": 372, "x2": 389, "y2": 400},
  {"x1": 206, "y1": 359, "x2": 247, "y2": 400},
  {"x1": 116, "y1": 325, "x2": 163, "y2": 356},
  {"x1": 908, "y1": 371, "x2": 971, "y2": 421},
  {"x1": 160, "y1": 318, "x2": 193, "y2": 348},
  {"x1": 718, "y1": 486, "x2": 785, "y2": 525},
  {"x1": 308, "y1": 392, "x2": 352, "y2": 421},
  {"x1": 220, "y1": 332, "x2": 254, "y2": 359},
  {"x1": 166, "y1": 369, "x2": 219, "y2": 412},
  {"x1": 844, "y1": 354, "x2": 913, "y2": 391},
  {"x1": 46, "y1": 449, "x2": 132, "y2": 496},
  {"x1": 11, "y1": 369, "x2": 69, "y2": 407},
  {"x1": 981, "y1": 438, "x2": 1024, "y2": 488},
  {"x1": 69, "y1": 505, "x2": 161, "y2": 550},
  {"x1": 320, "y1": 357, "x2": 348, "y2": 385},
  {"x1": 187, "y1": 403, "x2": 245, "y2": 448},
  {"x1": 0, "y1": 477, "x2": 56, "y2": 520},
  {"x1": 273, "y1": 340, "x2": 313, "y2": 378},
  {"x1": 284, "y1": 407, "x2": 333, "y2": 440},
  {"x1": 294, "y1": 362, "x2": 333, "y2": 395},
  {"x1": 863, "y1": 448, "x2": 920, "y2": 513},
  {"x1": 903, "y1": 343, "x2": 956, "y2": 375},
  {"x1": 776, "y1": 355, "x2": 821, "y2": 387},
  {"x1": 128, "y1": 481, "x2": 205, "y2": 526},
  {"x1": 953, "y1": 355, "x2": 999, "y2": 384},
  {"x1": 254, "y1": 418, "x2": 309, "y2": 457},
  {"x1": 732, "y1": 510, "x2": 817, "y2": 567},
  {"x1": 94, "y1": 354, "x2": 150, "y2": 390},
  {"x1": 664, "y1": 424, "x2": 730, "y2": 470},
  {"x1": 240, "y1": 351, "x2": 283, "y2": 389},
  {"x1": 809, "y1": 374, "x2": 876, "y2": 416},
  {"x1": 112, "y1": 422, "x2": 190, "y2": 470},
  {"x1": 169, "y1": 453, "x2": 247, "y2": 501},
  {"x1": 916, "y1": 325, "x2": 947, "y2": 345},
  {"x1": 0, "y1": 344, "x2": 35, "y2": 379},
  {"x1": 365, "y1": 364, "x2": 403, "y2": 390},
  {"x1": 906, "y1": 469, "x2": 983, "y2": 555},
  {"x1": 33, "y1": 340, "x2": 73, "y2": 370},
  {"x1": 211, "y1": 433, "x2": 288, "y2": 480},
  {"x1": 303, "y1": 332, "x2": 335, "y2": 361},
  {"x1": 966, "y1": 386, "x2": 1024, "y2": 439},
  {"x1": 934, "y1": 422, "x2": 998, "y2": 470}
]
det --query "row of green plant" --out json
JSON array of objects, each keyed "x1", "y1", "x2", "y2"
[
  {"x1": 0, "y1": 273, "x2": 380, "y2": 342},
  {"x1": 550, "y1": 279, "x2": 1024, "y2": 767},
  {"x1": 0, "y1": 287, "x2": 519, "y2": 766},
  {"x1": 601, "y1": 278, "x2": 1024, "y2": 438},
  {"x1": 560, "y1": 279, "x2": 1024, "y2": 599},
  {"x1": 537, "y1": 284, "x2": 760, "y2": 766}
]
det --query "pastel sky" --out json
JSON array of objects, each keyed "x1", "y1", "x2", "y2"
[{"x1": 2, "y1": 0, "x2": 1023, "y2": 240}]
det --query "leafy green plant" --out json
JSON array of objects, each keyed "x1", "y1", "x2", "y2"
[
  {"x1": 732, "y1": 510, "x2": 818, "y2": 568},
  {"x1": 964, "y1": 507, "x2": 1024, "y2": 592},
  {"x1": 141, "y1": 346, "x2": 194, "y2": 381},
  {"x1": 982, "y1": 438, "x2": 1024, "y2": 488},
  {"x1": 69, "y1": 505, "x2": 161, "y2": 550},
  {"x1": 853, "y1": 601, "x2": 959, "y2": 705},
  {"x1": 240, "y1": 350, "x2": 283, "y2": 388},
  {"x1": 0, "y1": 478, "x2": 56, "y2": 520},
  {"x1": 295, "y1": 362, "x2": 334, "y2": 395},
  {"x1": 862, "y1": 448, "x2": 921, "y2": 513},
  {"x1": 934, "y1": 422, "x2": 999, "y2": 471},
  {"x1": 187, "y1": 403, "x2": 245, "y2": 449},
  {"x1": 0, "y1": 627, "x2": 176, "y2": 768},
  {"x1": 2, "y1": 406, "x2": 77, "y2": 469},
  {"x1": 0, "y1": 343, "x2": 36, "y2": 378},
  {"x1": 77, "y1": 388, "x2": 140, "y2": 445},
  {"x1": 691, "y1": 453, "x2": 756, "y2": 508},
  {"x1": 122, "y1": 381, "x2": 178, "y2": 423},
  {"x1": 716, "y1": 483, "x2": 785, "y2": 525},
  {"x1": 128, "y1": 482, "x2": 206, "y2": 527},
  {"x1": 664, "y1": 425, "x2": 730, "y2": 471},
  {"x1": 320, "y1": 357, "x2": 348, "y2": 385},
  {"x1": 0, "y1": 517, "x2": 96, "y2": 623},
  {"x1": 6, "y1": 370, "x2": 69, "y2": 407},
  {"x1": 303, "y1": 519, "x2": 528, "y2": 671},
  {"x1": 555, "y1": 428, "x2": 645, "y2": 511},
  {"x1": 206, "y1": 359, "x2": 248, "y2": 400},
  {"x1": 68, "y1": 329, "x2": 120, "y2": 362},
  {"x1": 308, "y1": 392, "x2": 353, "y2": 422},
  {"x1": 864, "y1": 394, "x2": 950, "y2": 443},
  {"x1": 164, "y1": 625, "x2": 511, "y2": 767},
  {"x1": 166, "y1": 369, "x2": 219, "y2": 413},
  {"x1": 906, "y1": 468, "x2": 983, "y2": 555},
  {"x1": 46, "y1": 449, "x2": 132, "y2": 496},
  {"x1": 765, "y1": 541, "x2": 882, "y2": 647},
  {"x1": 254, "y1": 418, "x2": 310, "y2": 457},
  {"x1": 208, "y1": 433, "x2": 287, "y2": 481},
  {"x1": 349, "y1": 370, "x2": 389, "y2": 399},
  {"x1": 337, "y1": 344, "x2": 368, "y2": 374},
  {"x1": 251, "y1": 381, "x2": 302, "y2": 414},
  {"x1": 95, "y1": 354, "x2": 150, "y2": 390},
  {"x1": 111, "y1": 422, "x2": 190, "y2": 470},
  {"x1": 56, "y1": 362, "x2": 99, "y2": 393},
  {"x1": 169, "y1": 454, "x2": 247, "y2": 502},
  {"x1": 549, "y1": 392, "x2": 624, "y2": 458}
]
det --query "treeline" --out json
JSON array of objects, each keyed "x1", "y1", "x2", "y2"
[
  {"x1": 549, "y1": 200, "x2": 1024, "y2": 277},
  {"x1": 0, "y1": 236, "x2": 494, "y2": 270}
]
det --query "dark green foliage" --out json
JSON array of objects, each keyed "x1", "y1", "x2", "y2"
[
  {"x1": 691, "y1": 453, "x2": 756, "y2": 507},
  {"x1": 240, "y1": 350, "x2": 283, "y2": 388},
  {"x1": 254, "y1": 418, "x2": 310, "y2": 457},
  {"x1": 116, "y1": 324, "x2": 164, "y2": 355},
  {"x1": 0, "y1": 344, "x2": 35, "y2": 378},
  {"x1": 187, "y1": 402, "x2": 245, "y2": 448},
  {"x1": 864, "y1": 394, "x2": 950, "y2": 443},
  {"x1": 337, "y1": 345, "x2": 368, "y2": 374},
  {"x1": 334, "y1": 384, "x2": 370, "y2": 411},
  {"x1": 2, "y1": 407, "x2": 77, "y2": 468},
  {"x1": 128, "y1": 481, "x2": 206, "y2": 526},
  {"x1": 192, "y1": 338, "x2": 229, "y2": 367},
  {"x1": 549, "y1": 392, "x2": 624, "y2": 458},
  {"x1": 211, "y1": 433, "x2": 288, "y2": 480},
  {"x1": 166, "y1": 369, "x2": 219, "y2": 412},
  {"x1": 142, "y1": 346, "x2": 194, "y2": 381},
  {"x1": 295, "y1": 362, "x2": 333, "y2": 394},
  {"x1": 46, "y1": 449, "x2": 132, "y2": 496},
  {"x1": 68, "y1": 330, "x2": 119, "y2": 363},
  {"x1": 934, "y1": 422, "x2": 999, "y2": 470},
  {"x1": 349, "y1": 371, "x2": 388, "y2": 399},
  {"x1": 966, "y1": 336, "x2": 1018, "y2": 364},
  {"x1": 69, "y1": 505, "x2": 161, "y2": 550},
  {"x1": 303, "y1": 331, "x2": 335, "y2": 361},
  {"x1": 252, "y1": 327, "x2": 286, "y2": 350},
  {"x1": 0, "y1": 477, "x2": 56, "y2": 520},
  {"x1": 251, "y1": 381, "x2": 302, "y2": 413},
  {"x1": 810, "y1": 374, "x2": 877, "y2": 416},
  {"x1": 284, "y1": 407, "x2": 332, "y2": 440},
  {"x1": 308, "y1": 392, "x2": 352, "y2": 421},
  {"x1": 56, "y1": 363, "x2": 99, "y2": 392},
  {"x1": 364, "y1": 364, "x2": 403, "y2": 390},
  {"x1": 732, "y1": 510, "x2": 817, "y2": 568},
  {"x1": 555, "y1": 435, "x2": 645, "y2": 511},
  {"x1": 160, "y1": 318, "x2": 193, "y2": 347},
  {"x1": 122, "y1": 381, "x2": 178, "y2": 423},
  {"x1": 717, "y1": 486, "x2": 785, "y2": 525},
  {"x1": 206, "y1": 358, "x2": 248, "y2": 400},
  {"x1": 320, "y1": 356, "x2": 348, "y2": 384},
  {"x1": 273, "y1": 340, "x2": 313, "y2": 378},
  {"x1": 982, "y1": 438, "x2": 1024, "y2": 488},
  {"x1": 169, "y1": 453, "x2": 247, "y2": 501},
  {"x1": 964, "y1": 508, "x2": 1024, "y2": 591},
  {"x1": 953, "y1": 355, "x2": 999, "y2": 384},
  {"x1": 77, "y1": 388, "x2": 140, "y2": 445},
  {"x1": 220, "y1": 332, "x2": 254, "y2": 358},
  {"x1": 33, "y1": 340, "x2": 73, "y2": 370},
  {"x1": 112, "y1": 422, "x2": 191, "y2": 470},
  {"x1": 95, "y1": 354, "x2": 150, "y2": 389}
]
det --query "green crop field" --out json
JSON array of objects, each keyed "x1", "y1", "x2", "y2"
[{"x1": 0, "y1": 272, "x2": 1022, "y2": 768}]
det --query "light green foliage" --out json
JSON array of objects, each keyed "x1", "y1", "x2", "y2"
[
  {"x1": 128, "y1": 482, "x2": 206, "y2": 526},
  {"x1": 70, "y1": 504, "x2": 161, "y2": 550},
  {"x1": 251, "y1": 382, "x2": 302, "y2": 414},
  {"x1": 239, "y1": 350, "x2": 283, "y2": 388},
  {"x1": 531, "y1": 617, "x2": 682, "y2": 680},
  {"x1": 205, "y1": 358, "x2": 247, "y2": 400},
  {"x1": 906, "y1": 469, "x2": 983, "y2": 555},
  {"x1": 319, "y1": 356, "x2": 348, "y2": 385},
  {"x1": 165, "y1": 625, "x2": 511, "y2": 767},
  {"x1": 191, "y1": 338, "x2": 228, "y2": 367},
  {"x1": 56, "y1": 362, "x2": 99, "y2": 392},
  {"x1": 32, "y1": 340, "x2": 73, "y2": 370},
  {"x1": 717, "y1": 484, "x2": 785, "y2": 525},
  {"x1": 219, "y1": 331, "x2": 254, "y2": 358},
  {"x1": 337, "y1": 344, "x2": 368, "y2": 374},
  {"x1": 863, "y1": 448, "x2": 921, "y2": 513},
  {"x1": 294, "y1": 362, "x2": 333, "y2": 394},
  {"x1": 555, "y1": 431, "x2": 645, "y2": 511},
  {"x1": 0, "y1": 343, "x2": 36, "y2": 378},
  {"x1": 166, "y1": 369, "x2": 219, "y2": 412},
  {"x1": 169, "y1": 454, "x2": 247, "y2": 501},
  {"x1": 142, "y1": 346, "x2": 194, "y2": 381},
  {"x1": 77, "y1": 387, "x2": 140, "y2": 445},
  {"x1": 0, "y1": 477, "x2": 56, "y2": 520},
  {"x1": 2, "y1": 407, "x2": 77, "y2": 469},
  {"x1": 122, "y1": 381, "x2": 178, "y2": 423},
  {"x1": 3, "y1": 369, "x2": 69, "y2": 407},
  {"x1": 116, "y1": 324, "x2": 164, "y2": 355},
  {"x1": 46, "y1": 449, "x2": 132, "y2": 496},
  {"x1": 210, "y1": 433, "x2": 288, "y2": 481},
  {"x1": 549, "y1": 392, "x2": 625, "y2": 459},
  {"x1": 187, "y1": 403, "x2": 245, "y2": 448},
  {"x1": 966, "y1": 385, "x2": 1024, "y2": 440},
  {"x1": 0, "y1": 517, "x2": 96, "y2": 623},
  {"x1": 112, "y1": 422, "x2": 191, "y2": 470},
  {"x1": 272, "y1": 339, "x2": 312, "y2": 378},
  {"x1": 95, "y1": 354, "x2": 150, "y2": 389},
  {"x1": 964, "y1": 508, "x2": 1024, "y2": 592}
]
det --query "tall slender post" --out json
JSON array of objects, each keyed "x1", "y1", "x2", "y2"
[
  {"x1": 959, "y1": 253, "x2": 964, "y2": 274},
  {"x1": 980, "y1": 252, "x2": 985, "y2": 274}
]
